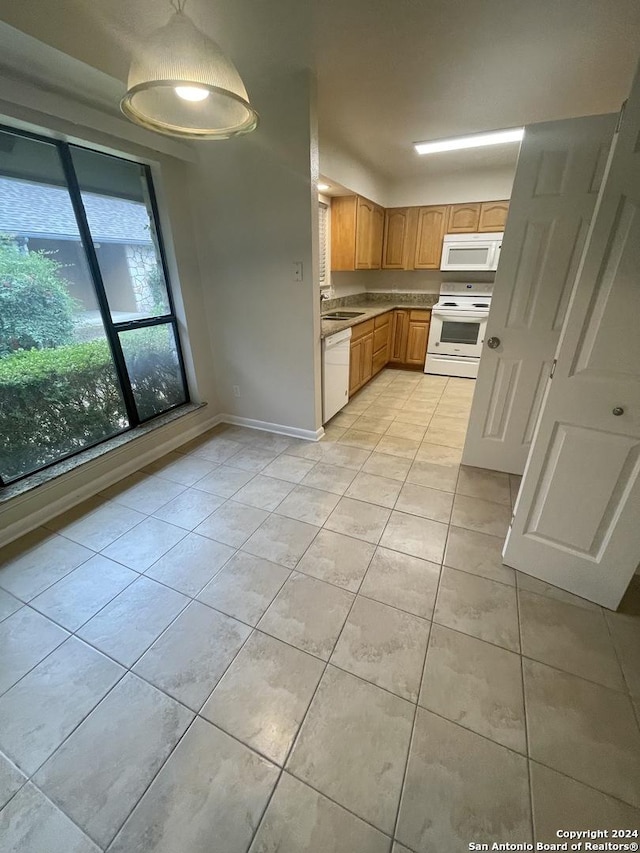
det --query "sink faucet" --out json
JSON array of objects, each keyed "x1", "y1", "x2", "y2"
[{"x1": 320, "y1": 291, "x2": 331, "y2": 302}]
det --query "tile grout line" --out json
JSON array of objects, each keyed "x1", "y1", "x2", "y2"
[
  {"x1": 16, "y1": 560, "x2": 629, "y2": 774},
  {"x1": 102, "y1": 712, "x2": 199, "y2": 852},
  {"x1": 243, "y1": 533, "x2": 380, "y2": 851},
  {"x1": 22, "y1": 612, "x2": 280, "y2": 849},
  {"x1": 390, "y1": 547, "x2": 445, "y2": 849},
  {"x1": 242, "y1": 440, "x2": 412, "y2": 849},
  {"x1": 514, "y1": 571, "x2": 536, "y2": 845},
  {"x1": 104, "y1": 422, "x2": 384, "y2": 845},
  {"x1": 601, "y1": 603, "x2": 640, "y2": 727},
  {"x1": 13, "y1": 373, "x2": 609, "y2": 846},
  {"x1": 280, "y1": 767, "x2": 396, "y2": 847},
  {"x1": 2, "y1": 374, "x2": 454, "y2": 705},
  {"x1": 2, "y1": 416, "x2": 611, "y2": 686}
]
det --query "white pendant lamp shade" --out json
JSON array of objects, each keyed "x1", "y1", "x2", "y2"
[{"x1": 120, "y1": 10, "x2": 258, "y2": 139}]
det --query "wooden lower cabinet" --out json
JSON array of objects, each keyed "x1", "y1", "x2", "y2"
[
  {"x1": 349, "y1": 334, "x2": 374, "y2": 394},
  {"x1": 361, "y1": 334, "x2": 374, "y2": 385},
  {"x1": 390, "y1": 309, "x2": 430, "y2": 367},
  {"x1": 349, "y1": 309, "x2": 429, "y2": 396},
  {"x1": 372, "y1": 312, "x2": 391, "y2": 377},
  {"x1": 349, "y1": 318, "x2": 375, "y2": 396},
  {"x1": 406, "y1": 319, "x2": 430, "y2": 366},
  {"x1": 372, "y1": 348, "x2": 388, "y2": 376},
  {"x1": 349, "y1": 338, "x2": 363, "y2": 395},
  {"x1": 390, "y1": 310, "x2": 409, "y2": 363}
]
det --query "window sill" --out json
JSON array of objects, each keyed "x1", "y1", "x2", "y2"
[{"x1": 0, "y1": 402, "x2": 207, "y2": 505}]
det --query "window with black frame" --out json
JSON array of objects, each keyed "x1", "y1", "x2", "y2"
[{"x1": 0, "y1": 126, "x2": 189, "y2": 484}]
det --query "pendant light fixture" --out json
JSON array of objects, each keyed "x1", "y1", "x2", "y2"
[{"x1": 120, "y1": 0, "x2": 258, "y2": 140}]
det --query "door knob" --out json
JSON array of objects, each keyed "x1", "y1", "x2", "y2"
[
  {"x1": 487, "y1": 337, "x2": 501, "y2": 349},
  {"x1": 612, "y1": 407, "x2": 624, "y2": 416}
]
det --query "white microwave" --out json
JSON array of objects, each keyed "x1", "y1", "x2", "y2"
[{"x1": 440, "y1": 231, "x2": 503, "y2": 271}]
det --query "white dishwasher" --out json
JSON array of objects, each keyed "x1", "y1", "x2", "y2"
[{"x1": 322, "y1": 327, "x2": 352, "y2": 423}]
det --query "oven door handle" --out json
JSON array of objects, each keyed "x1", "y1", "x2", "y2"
[{"x1": 432, "y1": 311, "x2": 490, "y2": 320}]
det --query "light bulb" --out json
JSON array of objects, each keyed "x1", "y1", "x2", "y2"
[{"x1": 175, "y1": 86, "x2": 210, "y2": 102}]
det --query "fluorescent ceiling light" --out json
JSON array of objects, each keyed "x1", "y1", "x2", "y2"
[
  {"x1": 318, "y1": 182, "x2": 330, "y2": 191},
  {"x1": 414, "y1": 128, "x2": 524, "y2": 155}
]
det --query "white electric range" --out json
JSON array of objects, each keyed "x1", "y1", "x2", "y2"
[{"x1": 425, "y1": 282, "x2": 493, "y2": 378}]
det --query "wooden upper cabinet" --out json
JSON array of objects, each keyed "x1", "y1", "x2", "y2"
[
  {"x1": 447, "y1": 202, "x2": 481, "y2": 233},
  {"x1": 332, "y1": 195, "x2": 384, "y2": 271},
  {"x1": 331, "y1": 195, "x2": 358, "y2": 270},
  {"x1": 382, "y1": 208, "x2": 413, "y2": 269},
  {"x1": 478, "y1": 200, "x2": 510, "y2": 232},
  {"x1": 369, "y1": 203, "x2": 384, "y2": 269},
  {"x1": 414, "y1": 206, "x2": 448, "y2": 269},
  {"x1": 333, "y1": 195, "x2": 510, "y2": 271},
  {"x1": 355, "y1": 196, "x2": 373, "y2": 269}
]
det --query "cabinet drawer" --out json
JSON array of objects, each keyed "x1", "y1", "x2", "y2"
[
  {"x1": 373, "y1": 323, "x2": 390, "y2": 353},
  {"x1": 409, "y1": 309, "x2": 431, "y2": 323},
  {"x1": 374, "y1": 311, "x2": 392, "y2": 328},
  {"x1": 372, "y1": 347, "x2": 388, "y2": 375},
  {"x1": 351, "y1": 318, "x2": 375, "y2": 341}
]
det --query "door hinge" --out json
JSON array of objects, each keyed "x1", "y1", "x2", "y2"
[{"x1": 550, "y1": 359, "x2": 557, "y2": 379}]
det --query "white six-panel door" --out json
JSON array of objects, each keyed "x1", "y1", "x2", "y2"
[
  {"x1": 503, "y1": 61, "x2": 640, "y2": 609},
  {"x1": 462, "y1": 115, "x2": 616, "y2": 474}
]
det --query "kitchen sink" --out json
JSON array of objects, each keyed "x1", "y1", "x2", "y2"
[{"x1": 322, "y1": 311, "x2": 365, "y2": 320}]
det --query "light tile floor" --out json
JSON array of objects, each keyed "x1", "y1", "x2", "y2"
[{"x1": 1, "y1": 368, "x2": 640, "y2": 852}]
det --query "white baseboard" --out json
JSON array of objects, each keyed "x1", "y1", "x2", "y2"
[
  {"x1": 0, "y1": 410, "x2": 223, "y2": 548},
  {"x1": 219, "y1": 414, "x2": 324, "y2": 442}
]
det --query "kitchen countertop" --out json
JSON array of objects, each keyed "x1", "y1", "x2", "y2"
[{"x1": 321, "y1": 297, "x2": 437, "y2": 339}]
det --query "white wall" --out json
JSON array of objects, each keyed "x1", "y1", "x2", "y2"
[
  {"x1": 319, "y1": 137, "x2": 390, "y2": 206},
  {"x1": 319, "y1": 142, "x2": 515, "y2": 210},
  {"x1": 386, "y1": 165, "x2": 516, "y2": 207},
  {"x1": 0, "y1": 5, "x2": 324, "y2": 545},
  {"x1": 189, "y1": 70, "x2": 322, "y2": 434}
]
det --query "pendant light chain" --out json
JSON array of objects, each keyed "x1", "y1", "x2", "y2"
[{"x1": 169, "y1": 0, "x2": 188, "y2": 12}]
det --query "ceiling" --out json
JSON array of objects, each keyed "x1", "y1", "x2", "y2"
[
  {"x1": 314, "y1": 0, "x2": 640, "y2": 180},
  {"x1": 0, "y1": 0, "x2": 639, "y2": 184}
]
